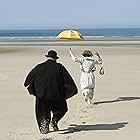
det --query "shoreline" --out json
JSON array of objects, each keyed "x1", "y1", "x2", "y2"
[{"x1": 0, "y1": 37, "x2": 140, "y2": 46}]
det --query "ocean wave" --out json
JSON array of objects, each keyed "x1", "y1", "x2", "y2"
[
  {"x1": 133, "y1": 36, "x2": 140, "y2": 37},
  {"x1": 111, "y1": 36, "x2": 121, "y2": 37},
  {"x1": 0, "y1": 36, "x2": 56, "y2": 41},
  {"x1": 84, "y1": 36, "x2": 105, "y2": 38},
  {"x1": 0, "y1": 35, "x2": 140, "y2": 42}
]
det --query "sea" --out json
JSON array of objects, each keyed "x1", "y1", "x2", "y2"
[{"x1": 0, "y1": 28, "x2": 140, "y2": 41}]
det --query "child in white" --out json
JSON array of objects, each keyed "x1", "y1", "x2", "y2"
[{"x1": 69, "y1": 48, "x2": 103, "y2": 104}]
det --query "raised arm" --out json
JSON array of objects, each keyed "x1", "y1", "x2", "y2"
[
  {"x1": 94, "y1": 52, "x2": 103, "y2": 65},
  {"x1": 69, "y1": 48, "x2": 83, "y2": 63},
  {"x1": 94, "y1": 52, "x2": 105, "y2": 75}
]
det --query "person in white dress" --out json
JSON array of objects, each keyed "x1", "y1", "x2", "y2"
[{"x1": 69, "y1": 48, "x2": 104, "y2": 104}]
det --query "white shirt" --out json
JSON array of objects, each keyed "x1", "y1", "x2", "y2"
[{"x1": 69, "y1": 50, "x2": 102, "y2": 90}]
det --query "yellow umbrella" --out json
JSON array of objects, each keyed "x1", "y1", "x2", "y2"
[{"x1": 56, "y1": 29, "x2": 84, "y2": 40}]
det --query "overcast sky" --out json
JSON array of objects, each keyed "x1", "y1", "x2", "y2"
[{"x1": 0, "y1": 0, "x2": 140, "y2": 29}]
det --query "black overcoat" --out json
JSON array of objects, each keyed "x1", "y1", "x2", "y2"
[{"x1": 24, "y1": 59, "x2": 78, "y2": 100}]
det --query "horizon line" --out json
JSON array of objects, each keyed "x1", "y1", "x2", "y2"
[{"x1": 0, "y1": 27, "x2": 140, "y2": 31}]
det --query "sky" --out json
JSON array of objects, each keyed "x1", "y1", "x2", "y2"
[{"x1": 0, "y1": 0, "x2": 140, "y2": 29}]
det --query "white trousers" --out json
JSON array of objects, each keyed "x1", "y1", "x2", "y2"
[{"x1": 82, "y1": 88, "x2": 94, "y2": 103}]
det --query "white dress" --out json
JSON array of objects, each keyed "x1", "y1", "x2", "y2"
[{"x1": 69, "y1": 50, "x2": 102, "y2": 102}]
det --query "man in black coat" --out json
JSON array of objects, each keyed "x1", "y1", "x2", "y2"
[{"x1": 24, "y1": 50, "x2": 78, "y2": 134}]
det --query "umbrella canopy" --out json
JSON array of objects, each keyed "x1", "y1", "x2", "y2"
[{"x1": 56, "y1": 29, "x2": 84, "y2": 40}]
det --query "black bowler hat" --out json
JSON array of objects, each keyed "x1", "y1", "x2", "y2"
[{"x1": 45, "y1": 50, "x2": 59, "y2": 59}]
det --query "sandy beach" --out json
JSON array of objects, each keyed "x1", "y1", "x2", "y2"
[{"x1": 0, "y1": 40, "x2": 140, "y2": 140}]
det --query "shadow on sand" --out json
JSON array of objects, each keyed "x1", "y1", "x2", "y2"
[
  {"x1": 60, "y1": 122, "x2": 128, "y2": 134},
  {"x1": 94, "y1": 97, "x2": 140, "y2": 105}
]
